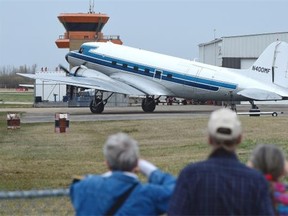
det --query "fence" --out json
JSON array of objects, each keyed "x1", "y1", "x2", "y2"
[{"x1": 0, "y1": 189, "x2": 74, "y2": 215}]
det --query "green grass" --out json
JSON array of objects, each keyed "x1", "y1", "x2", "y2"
[
  {"x1": 1, "y1": 112, "x2": 288, "y2": 191},
  {"x1": 0, "y1": 104, "x2": 33, "y2": 108},
  {"x1": 0, "y1": 91, "x2": 33, "y2": 103},
  {"x1": 1, "y1": 112, "x2": 288, "y2": 215}
]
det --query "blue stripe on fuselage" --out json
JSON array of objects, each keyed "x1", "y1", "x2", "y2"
[{"x1": 68, "y1": 49, "x2": 237, "y2": 92}]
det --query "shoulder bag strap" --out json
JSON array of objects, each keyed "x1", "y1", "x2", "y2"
[{"x1": 105, "y1": 183, "x2": 138, "y2": 216}]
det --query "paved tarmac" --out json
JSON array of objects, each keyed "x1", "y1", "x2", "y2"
[{"x1": 1, "y1": 104, "x2": 288, "y2": 123}]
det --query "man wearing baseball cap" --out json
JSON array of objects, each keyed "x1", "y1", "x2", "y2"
[{"x1": 168, "y1": 108, "x2": 274, "y2": 215}]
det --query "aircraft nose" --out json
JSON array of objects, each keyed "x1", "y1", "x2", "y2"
[{"x1": 65, "y1": 53, "x2": 69, "y2": 62}]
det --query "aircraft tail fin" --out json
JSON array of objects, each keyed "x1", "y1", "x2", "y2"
[{"x1": 247, "y1": 41, "x2": 288, "y2": 88}]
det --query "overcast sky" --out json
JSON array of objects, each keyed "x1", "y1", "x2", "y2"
[{"x1": 0, "y1": 0, "x2": 287, "y2": 69}]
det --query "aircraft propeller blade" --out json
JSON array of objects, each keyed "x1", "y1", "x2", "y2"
[{"x1": 59, "y1": 64, "x2": 70, "y2": 75}]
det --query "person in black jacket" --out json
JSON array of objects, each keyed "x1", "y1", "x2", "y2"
[{"x1": 168, "y1": 108, "x2": 274, "y2": 215}]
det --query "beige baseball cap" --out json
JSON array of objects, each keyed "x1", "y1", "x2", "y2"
[{"x1": 208, "y1": 108, "x2": 242, "y2": 141}]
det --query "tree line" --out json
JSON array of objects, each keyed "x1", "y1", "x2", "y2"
[{"x1": 0, "y1": 65, "x2": 36, "y2": 88}]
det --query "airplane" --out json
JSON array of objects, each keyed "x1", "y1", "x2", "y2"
[
  {"x1": 19, "y1": 84, "x2": 34, "y2": 89},
  {"x1": 18, "y1": 40, "x2": 288, "y2": 114}
]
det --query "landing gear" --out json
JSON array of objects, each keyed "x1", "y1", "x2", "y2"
[
  {"x1": 228, "y1": 91, "x2": 237, "y2": 112},
  {"x1": 249, "y1": 101, "x2": 260, "y2": 116},
  {"x1": 142, "y1": 96, "x2": 156, "y2": 112},
  {"x1": 249, "y1": 101, "x2": 259, "y2": 110},
  {"x1": 90, "y1": 98, "x2": 104, "y2": 114},
  {"x1": 89, "y1": 91, "x2": 114, "y2": 114}
]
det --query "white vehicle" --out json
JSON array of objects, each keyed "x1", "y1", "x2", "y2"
[{"x1": 18, "y1": 41, "x2": 288, "y2": 114}]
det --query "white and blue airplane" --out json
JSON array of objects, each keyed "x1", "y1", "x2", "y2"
[{"x1": 18, "y1": 41, "x2": 288, "y2": 113}]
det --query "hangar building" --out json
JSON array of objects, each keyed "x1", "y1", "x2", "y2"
[{"x1": 199, "y1": 32, "x2": 288, "y2": 69}]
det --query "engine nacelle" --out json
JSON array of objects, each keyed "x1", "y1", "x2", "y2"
[{"x1": 70, "y1": 66, "x2": 111, "y2": 81}]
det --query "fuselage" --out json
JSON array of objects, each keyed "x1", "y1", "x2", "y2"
[{"x1": 65, "y1": 42, "x2": 273, "y2": 102}]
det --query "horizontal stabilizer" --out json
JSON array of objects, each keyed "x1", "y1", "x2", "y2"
[{"x1": 237, "y1": 88, "x2": 282, "y2": 100}]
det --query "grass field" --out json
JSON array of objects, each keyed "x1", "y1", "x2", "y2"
[
  {"x1": 1, "y1": 111, "x2": 288, "y2": 191},
  {"x1": 0, "y1": 91, "x2": 33, "y2": 103}
]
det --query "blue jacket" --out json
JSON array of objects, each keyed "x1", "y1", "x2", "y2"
[
  {"x1": 70, "y1": 170, "x2": 176, "y2": 216},
  {"x1": 168, "y1": 148, "x2": 274, "y2": 215}
]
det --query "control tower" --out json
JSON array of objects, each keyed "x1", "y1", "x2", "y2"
[
  {"x1": 55, "y1": 12, "x2": 122, "y2": 51},
  {"x1": 55, "y1": 3, "x2": 126, "y2": 107}
]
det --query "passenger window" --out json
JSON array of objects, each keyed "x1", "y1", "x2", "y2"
[
  {"x1": 123, "y1": 63, "x2": 127, "y2": 68},
  {"x1": 134, "y1": 66, "x2": 138, "y2": 71},
  {"x1": 155, "y1": 71, "x2": 161, "y2": 76},
  {"x1": 145, "y1": 68, "x2": 149, "y2": 73}
]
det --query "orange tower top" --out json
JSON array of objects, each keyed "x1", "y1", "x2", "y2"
[{"x1": 55, "y1": 13, "x2": 122, "y2": 49}]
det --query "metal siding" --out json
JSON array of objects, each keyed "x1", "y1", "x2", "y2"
[
  {"x1": 222, "y1": 33, "x2": 288, "y2": 57},
  {"x1": 199, "y1": 41, "x2": 222, "y2": 66}
]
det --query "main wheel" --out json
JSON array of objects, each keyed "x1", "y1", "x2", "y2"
[
  {"x1": 90, "y1": 99, "x2": 104, "y2": 114},
  {"x1": 141, "y1": 97, "x2": 156, "y2": 112}
]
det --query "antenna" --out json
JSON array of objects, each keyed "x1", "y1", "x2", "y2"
[{"x1": 89, "y1": 0, "x2": 95, "y2": 14}]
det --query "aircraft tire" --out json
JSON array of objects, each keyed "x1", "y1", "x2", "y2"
[
  {"x1": 141, "y1": 97, "x2": 156, "y2": 112},
  {"x1": 182, "y1": 100, "x2": 187, "y2": 105},
  {"x1": 90, "y1": 99, "x2": 104, "y2": 114}
]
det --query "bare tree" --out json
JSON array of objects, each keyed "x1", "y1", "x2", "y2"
[{"x1": 0, "y1": 65, "x2": 36, "y2": 88}]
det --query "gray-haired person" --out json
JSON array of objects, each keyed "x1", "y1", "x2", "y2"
[
  {"x1": 168, "y1": 108, "x2": 274, "y2": 215},
  {"x1": 249, "y1": 144, "x2": 288, "y2": 215},
  {"x1": 70, "y1": 132, "x2": 176, "y2": 216}
]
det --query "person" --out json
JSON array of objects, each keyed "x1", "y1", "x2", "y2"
[
  {"x1": 168, "y1": 108, "x2": 274, "y2": 215},
  {"x1": 70, "y1": 132, "x2": 176, "y2": 216},
  {"x1": 249, "y1": 144, "x2": 288, "y2": 215}
]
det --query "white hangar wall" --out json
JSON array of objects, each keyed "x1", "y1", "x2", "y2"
[{"x1": 199, "y1": 32, "x2": 288, "y2": 69}]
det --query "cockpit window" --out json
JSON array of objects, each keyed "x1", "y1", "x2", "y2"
[{"x1": 79, "y1": 46, "x2": 98, "y2": 54}]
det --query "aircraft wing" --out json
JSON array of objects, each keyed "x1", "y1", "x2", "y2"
[
  {"x1": 237, "y1": 88, "x2": 282, "y2": 100},
  {"x1": 17, "y1": 72, "x2": 145, "y2": 96},
  {"x1": 110, "y1": 72, "x2": 174, "y2": 96}
]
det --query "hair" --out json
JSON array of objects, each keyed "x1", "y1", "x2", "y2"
[
  {"x1": 250, "y1": 144, "x2": 285, "y2": 181},
  {"x1": 209, "y1": 134, "x2": 241, "y2": 151},
  {"x1": 250, "y1": 144, "x2": 286, "y2": 214},
  {"x1": 103, "y1": 133, "x2": 139, "y2": 172}
]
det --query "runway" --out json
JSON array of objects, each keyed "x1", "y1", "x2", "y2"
[{"x1": 1, "y1": 104, "x2": 288, "y2": 123}]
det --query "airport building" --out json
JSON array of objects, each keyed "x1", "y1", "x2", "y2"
[{"x1": 199, "y1": 32, "x2": 288, "y2": 69}]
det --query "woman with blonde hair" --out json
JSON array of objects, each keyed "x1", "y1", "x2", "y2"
[{"x1": 249, "y1": 144, "x2": 288, "y2": 215}]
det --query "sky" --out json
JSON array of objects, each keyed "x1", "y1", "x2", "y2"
[{"x1": 0, "y1": 0, "x2": 287, "y2": 70}]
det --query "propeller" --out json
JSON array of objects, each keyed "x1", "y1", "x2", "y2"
[
  {"x1": 59, "y1": 64, "x2": 70, "y2": 75},
  {"x1": 59, "y1": 64, "x2": 88, "y2": 77}
]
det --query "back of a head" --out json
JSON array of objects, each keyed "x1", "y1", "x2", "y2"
[
  {"x1": 103, "y1": 133, "x2": 139, "y2": 172},
  {"x1": 250, "y1": 144, "x2": 285, "y2": 180},
  {"x1": 208, "y1": 108, "x2": 242, "y2": 149}
]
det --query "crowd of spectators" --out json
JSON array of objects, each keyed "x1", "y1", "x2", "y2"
[{"x1": 70, "y1": 108, "x2": 288, "y2": 216}]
